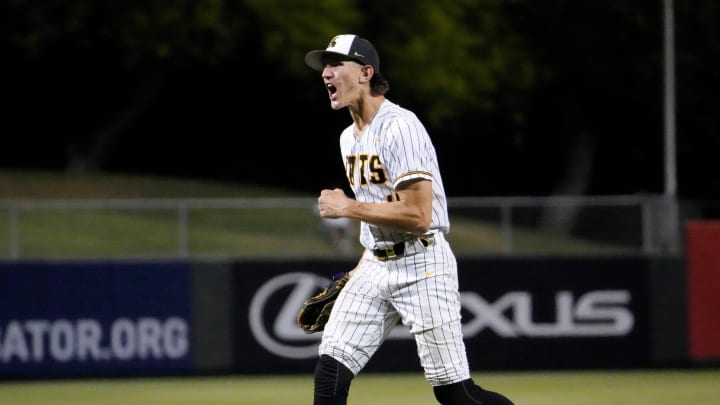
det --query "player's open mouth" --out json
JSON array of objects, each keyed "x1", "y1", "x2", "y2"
[{"x1": 326, "y1": 83, "x2": 337, "y2": 99}]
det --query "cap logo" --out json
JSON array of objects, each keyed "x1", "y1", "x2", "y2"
[{"x1": 306, "y1": 34, "x2": 378, "y2": 72}]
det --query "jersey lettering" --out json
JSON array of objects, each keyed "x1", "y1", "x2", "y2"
[
  {"x1": 368, "y1": 156, "x2": 386, "y2": 184},
  {"x1": 346, "y1": 155, "x2": 357, "y2": 186},
  {"x1": 358, "y1": 154, "x2": 369, "y2": 186},
  {"x1": 345, "y1": 154, "x2": 387, "y2": 187}
]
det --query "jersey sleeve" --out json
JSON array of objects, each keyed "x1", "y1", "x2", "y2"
[{"x1": 381, "y1": 115, "x2": 436, "y2": 189}]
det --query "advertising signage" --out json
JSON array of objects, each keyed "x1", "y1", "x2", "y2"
[
  {"x1": 0, "y1": 261, "x2": 193, "y2": 378},
  {"x1": 234, "y1": 257, "x2": 651, "y2": 372}
]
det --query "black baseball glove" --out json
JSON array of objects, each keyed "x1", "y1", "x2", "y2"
[{"x1": 297, "y1": 271, "x2": 350, "y2": 334}]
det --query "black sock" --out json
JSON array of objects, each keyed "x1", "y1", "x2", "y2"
[{"x1": 314, "y1": 354, "x2": 354, "y2": 405}]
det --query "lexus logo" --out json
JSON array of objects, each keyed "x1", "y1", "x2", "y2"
[
  {"x1": 250, "y1": 273, "x2": 635, "y2": 359},
  {"x1": 248, "y1": 272, "x2": 325, "y2": 359}
]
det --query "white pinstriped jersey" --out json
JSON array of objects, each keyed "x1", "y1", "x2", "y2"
[
  {"x1": 339, "y1": 99, "x2": 450, "y2": 250},
  {"x1": 322, "y1": 100, "x2": 471, "y2": 386}
]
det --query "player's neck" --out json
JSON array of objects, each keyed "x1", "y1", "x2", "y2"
[{"x1": 351, "y1": 96, "x2": 384, "y2": 136}]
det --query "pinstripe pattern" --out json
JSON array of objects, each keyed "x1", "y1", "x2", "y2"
[
  {"x1": 339, "y1": 100, "x2": 450, "y2": 249},
  {"x1": 320, "y1": 99, "x2": 471, "y2": 386}
]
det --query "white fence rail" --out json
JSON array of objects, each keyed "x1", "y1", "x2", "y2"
[{"x1": 0, "y1": 195, "x2": 681, "y2": 259}]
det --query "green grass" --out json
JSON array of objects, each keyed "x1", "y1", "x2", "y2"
[
  {"x1": 0, "y1": 170, "x2": 349, "y2": 258},
  {"x1": 0, "y1": 370, "x2": 718, "y2": 404},
  {"x1": 0, "y1": 170, "x2": 639, "y2": 259},
  {"x1": 448, "y1": 214, "x2": 637, "y2": 255}
]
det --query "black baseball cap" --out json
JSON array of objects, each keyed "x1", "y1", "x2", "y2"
[{"x1": 305, "y1": 34, "x2": 380, "y2": 72}]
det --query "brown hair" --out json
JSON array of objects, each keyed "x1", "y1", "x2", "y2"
[{"x1": 370, "y1": 71, "x2": 390, "y2": 96}]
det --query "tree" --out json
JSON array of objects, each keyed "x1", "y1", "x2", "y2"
[{"x1": 3, "y1": 1, "x2": 247, "y2": 172}]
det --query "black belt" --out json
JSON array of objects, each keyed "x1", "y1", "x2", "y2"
[{"x1": 372, "y1": 234, "x2": 435, "y2": 261}]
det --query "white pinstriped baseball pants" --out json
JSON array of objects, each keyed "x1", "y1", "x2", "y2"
[{"x1": 318, "y1": 233, "x2": 471, "y2": 386}]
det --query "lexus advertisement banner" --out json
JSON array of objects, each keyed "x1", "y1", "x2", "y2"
[{"x1": 234, "y1": 257, "x2": 652, "y2": 373}]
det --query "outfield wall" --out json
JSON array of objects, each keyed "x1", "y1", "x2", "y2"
[{"x1": 2, "y1": 253, "x2": 711, "y2": 380}]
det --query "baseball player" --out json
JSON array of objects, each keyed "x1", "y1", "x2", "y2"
[{"x1": 305, "y1": 34, "x2": 514, "y2": 405}]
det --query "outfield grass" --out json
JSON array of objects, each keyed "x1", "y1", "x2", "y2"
[
  {"x1": 0, "y1": 369, "x2": 718, "y2": 404},
  {"x1": 0, "y1": 170, "x2": 639, "y2": 259}
]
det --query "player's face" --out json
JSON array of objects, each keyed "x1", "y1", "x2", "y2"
[{"x1": 320, "y1": 56, "x2": 365, "y2": 111}]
